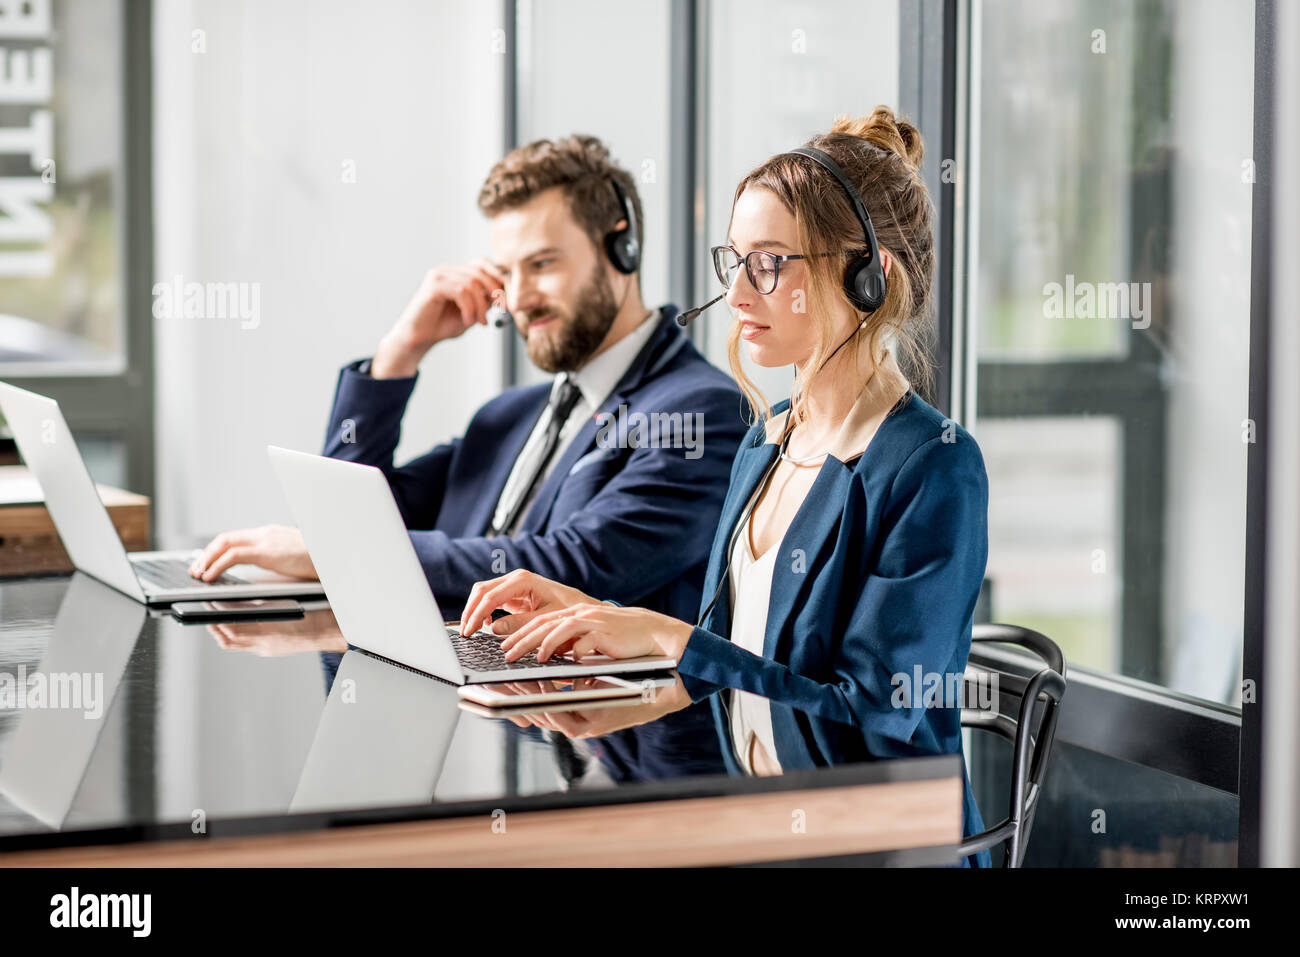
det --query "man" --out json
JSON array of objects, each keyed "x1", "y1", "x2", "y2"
[{"x1": 190, "y1": 135, "x2": 748, "y2": 781}]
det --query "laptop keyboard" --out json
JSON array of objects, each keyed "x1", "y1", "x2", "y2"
[
  {"x1": 447, "y1": 628, "x2": 580, "y2": 673},
  {"x1": 133, "y1": 558, "x2": 246, "y2": 589}
]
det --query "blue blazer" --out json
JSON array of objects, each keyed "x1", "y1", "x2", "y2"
[
  {"x1": 321, "y1": 306, "x2": 749, "y2": 781},
  {"x1": 675, "y1": 390, "x2": 994, "y2": 867}
]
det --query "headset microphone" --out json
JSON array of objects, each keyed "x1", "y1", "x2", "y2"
[{"x1": 675, "y1": 293, "x2": 726, "y2": 327}]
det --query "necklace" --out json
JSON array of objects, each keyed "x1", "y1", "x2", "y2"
[
  {"x1": 780, "y1": 359, "x2": 884, "y2": 465},
  {"x1": 779, "y1": 440, "x2": 830, "y2": 466}
]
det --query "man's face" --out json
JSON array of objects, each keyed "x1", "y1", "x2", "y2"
[{"x1": 489, "y1": 187, "x2": 621, "y2": 373}]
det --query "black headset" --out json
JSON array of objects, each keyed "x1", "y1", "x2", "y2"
[
  {"x1": 487, "y1": 174, "x2": 639, "y2": 328},
  {"x1": 784, "y1": 146, "x2": 887, "y2": 314},
  {"x1": 604, "y1": 176, "x2": 640, "y2": 275},
  {"x1": 693, "y1": 148, "x2": 889, "y2": 627}
]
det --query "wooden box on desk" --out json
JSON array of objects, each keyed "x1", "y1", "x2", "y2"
[{"x1": 0, "y1": 465, "x2": 150, "y2": 577}]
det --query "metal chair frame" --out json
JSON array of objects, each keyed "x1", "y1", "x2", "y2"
[{"x1": 960, "y1": 623, "x2": 1067, "y2": 868}]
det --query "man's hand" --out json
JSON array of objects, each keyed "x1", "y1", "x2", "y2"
[
  {"x1": 189, "y1": 524, "x2": 317, "y2": 582},
  {"x1": 206, "y1": 608, "x2": 347, "y2": 657},
  {"x1": 370, "y1": 260, "x2": 506, "y2": 379}
]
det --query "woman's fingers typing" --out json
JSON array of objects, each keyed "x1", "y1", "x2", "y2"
[{"x1": 459, "y1": 572, "x2": 521, "y2": 635}]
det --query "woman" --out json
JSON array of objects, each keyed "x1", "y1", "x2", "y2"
[{"x1": 460, "y1": 106, "x2": 992, "y2": 866}]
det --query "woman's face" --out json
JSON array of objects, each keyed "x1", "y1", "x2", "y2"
[{"x1": 725, "y1": 186, "x2": 823, "y2": 369}]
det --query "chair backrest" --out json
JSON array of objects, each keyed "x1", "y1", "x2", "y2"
[{"x1": 961, "y1": 623, "x2": 1067, "y2": 867}]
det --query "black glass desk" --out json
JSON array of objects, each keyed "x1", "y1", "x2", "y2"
[{"x1": 0, "y1": 573, "x2": 962, "y2": 866}]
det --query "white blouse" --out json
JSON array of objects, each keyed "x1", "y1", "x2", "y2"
[{"x1": 726, "y1": 519, "x2": 781, "y2": 775}]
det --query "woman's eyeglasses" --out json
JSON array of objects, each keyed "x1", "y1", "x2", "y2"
[
  {"x1": 711, "y1": 244, "x2": 813, "y2": 296},
  {"x1": 711, "y1": 244, "x2": 844, "y2": 295}
]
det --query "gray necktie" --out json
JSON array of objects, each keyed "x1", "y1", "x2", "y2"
[{"x1": 488, "y1": 374, "x2": 583, "y2": 536}]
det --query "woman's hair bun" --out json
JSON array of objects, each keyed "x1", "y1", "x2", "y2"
[{"x1": 831, "y1": 106, "x2": 923, "y2": 170}]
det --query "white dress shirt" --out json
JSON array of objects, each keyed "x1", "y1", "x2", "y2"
[{"x1": 490, "y1": 309, "x2": 662, "y2": 536}]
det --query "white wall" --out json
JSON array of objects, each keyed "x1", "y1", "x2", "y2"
[
  {"x1": 152, "y1": 0, "x2": 506, "y2": 548},
  {"x1": 149, "y1": 0, "x2": 508, "y2": 825}
]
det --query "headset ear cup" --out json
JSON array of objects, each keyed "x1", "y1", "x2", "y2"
[
  {"x1": 605, "y1": 230, "x2": 638, "y2": 275},
  {"x1": 605, "y1": 177, "x2": 640, "y2": 275},
  {"x1": 844, "y1": 258, "x2": 884, "y2": 314},
  {"x1": 865, "y1": 267, "x2": 887, "y2": 310}
]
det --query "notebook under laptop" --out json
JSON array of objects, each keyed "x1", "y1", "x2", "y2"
[
  {"x1": 267, "y1": 444, "x2": 677, "y2": 684},
  {"x1": 0, "y1": 381, "x2": 326, "y2": 605}
]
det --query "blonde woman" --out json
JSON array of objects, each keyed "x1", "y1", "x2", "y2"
[{"x1": 461, "y1": 107, "x2": 992, "y2": 866}]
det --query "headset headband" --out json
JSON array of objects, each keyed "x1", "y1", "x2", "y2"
[{"x1": 784, "y1": 146, "x2": 886, "y2": 313}]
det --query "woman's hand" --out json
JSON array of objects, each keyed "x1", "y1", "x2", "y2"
[
  {"x1": 512, "y1": 675, "x2": 693, "y2": 737},
  {"x1": 499, "y1": 603, "x2": 693, "y2": 663},
  {"x1": 458, "y1": 569, "x2": 601, "y2": 638}
]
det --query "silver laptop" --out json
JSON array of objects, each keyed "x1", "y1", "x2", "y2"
[
  {"x1": 0, "y1": 381, "x2": 326, "y2": 605},
  {"x1": 267, "y1": 444, "x2": 677, "y2": 684}
]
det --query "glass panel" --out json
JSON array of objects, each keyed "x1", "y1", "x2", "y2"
[
  {"x1": 702, "y1": 0, "x2": 899, "y2": 404},
  {"x1": 514, "y1": 0, "x2": 671, "y2": 388},
  {"x1": 981, "y1": 416, "x2": 1121, "y2": 673},
  {"x1": 973, "y1": 1, "x2": 1153, "y2": 362},
  {"x1": 0, "y1": 0, "x2": 124, "y2": 373},
  {"x1": 970, "y1": 0, "x2": 1254, "y2": 703}
]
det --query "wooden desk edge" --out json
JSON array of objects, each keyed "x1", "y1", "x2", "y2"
[{"x1": 0, "y1": 777, "x2": 962, "y2": 868}]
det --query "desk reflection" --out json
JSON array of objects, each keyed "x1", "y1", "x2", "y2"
[
  {"x1": 205, "y1": 606, "x2": 347, "y2": 658},
  {"x1": 292, "y1": 649, "x2": 464, "y2": 813},
  {"x1": 473, "y1": 676, "x2": 699, "y2": 739},
  {"x1": 0, "y1": 573, "x2": 141, "y2": 829},
  {"x1": 0, "y1": 575, "x2": 730, "y2": 839},
  {"x1": 0, "y1": 575, "x2": 852, "y2": 843},
  {"x1": 316, "y1": 653, "x2": 726, "y2": 789},
  {"x1": 0, "y1": 575, "x2": 968, "y2": 866}
]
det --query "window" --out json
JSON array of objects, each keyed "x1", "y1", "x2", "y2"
[
  {"x1": 967, "y1": 0, "x2": 1255, "y2": 704},
  {"x1": 0, "y1": 0, "x2": 124, "y2": 373},
  {"x1": 0, "y1": 0, "x2": 151, "y2": 500}
]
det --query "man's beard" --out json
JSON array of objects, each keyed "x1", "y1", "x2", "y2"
[{"x1": 521, "y1": 266, "x2": 620, "y2": 373}]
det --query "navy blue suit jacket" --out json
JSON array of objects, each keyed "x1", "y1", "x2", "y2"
[
  {"x1": 321, "y1": 307, "x2": 749, "y2": 781},
  {"x1": 675, "y1": 391, "x2": 994, "y2": 867}
]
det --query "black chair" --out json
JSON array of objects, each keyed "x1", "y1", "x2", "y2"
[{"x1": 959, "y1": 623, "x2": 1067, "y2": 867}]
